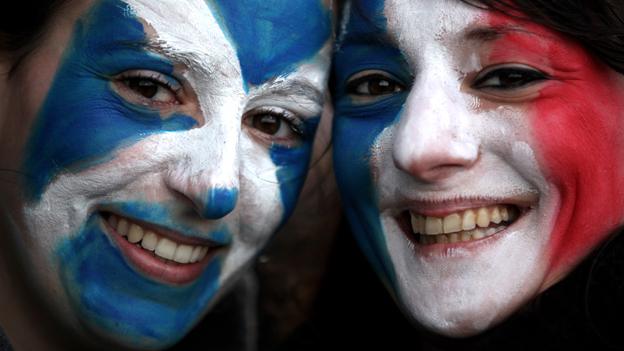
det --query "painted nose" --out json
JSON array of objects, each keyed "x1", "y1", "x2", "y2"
[
  {"x1": 167, "y1": 171, "x2": 240, "y2": 220},
  {"x1": 393, "y1": 81, "x2": 479, "y2": 183},
  {"x1": 165, "y1": 149, "x2": 240, "y2": 220},
  {"x1": 200, "y1": 187, "x2": 239, "y2": 219}
]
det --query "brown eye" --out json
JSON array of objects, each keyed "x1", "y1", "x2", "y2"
[
  {"x1": 347, "y1": 72, "x2": 405, "y2": 97},
  {"x1": 113, "y1": 70, "x2": 181, "y2": 107},
  {"x1": 124, "y1": 77, "x2": 159, "y2": 99},
  {"x1": 472, "y1": 65, "x2": 549, "y2": 91},
  {"x1": 243, "y1": 107, "x2": 304, "y2": 147},
  {"x1": 252, "y1": 114, "x2": 281, "y2": 135}
]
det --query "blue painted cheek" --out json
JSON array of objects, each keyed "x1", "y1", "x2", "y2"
[
  {"x1": 270, "y1": 117, "x2": 320, "y2": 224},
  {"x1": 332, "y1": 0, "x2": 411, "y2": 291},
  {"x1": 56, "y1": 215, "x2": 224, "y2": 349},
  {"x1": 22, "y1": 0, "x2": 197, "y2": 200},
  {"x1": 333, "y1": 102, "x2": 402, "y2": 288},
  {"x1": 208, "y1": 0, "x2": 331, "y2": 86}
]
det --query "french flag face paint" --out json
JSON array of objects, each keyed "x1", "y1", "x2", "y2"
[
  {"x1": 333, "y1": 0, "x2": 624, "y2": 337},
  {"x1": 0, "y1": 0, "x2": 331, "y2": 348}
]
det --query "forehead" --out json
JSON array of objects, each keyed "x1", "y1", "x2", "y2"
[
  {"x1": 343, "y1": 0, "x2": 484, "y2": 57},
  {"x1": 384, "y1": 0, "x2": 478, "y2": 41},
  {"x1": 125, "y1": 0, "x2": 331, "y2": 86}
]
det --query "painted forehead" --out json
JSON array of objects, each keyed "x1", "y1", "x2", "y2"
[
  {"x1": 342, "y1": 0, "x2": 478, "y2": 43},
  {"x1": 127, "y1": 0, "x2": 331, "y2": 87}
]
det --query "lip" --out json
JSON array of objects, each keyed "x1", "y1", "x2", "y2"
[
  {"x1": 100, "y1": 212, "x2": 226, "y2": 285},
  {"x1": 387, "y1": 193, "x2": 537, "y2": 218},
  {"x1": 392, "y1": 197, "x2": 535, "y2": 258}
]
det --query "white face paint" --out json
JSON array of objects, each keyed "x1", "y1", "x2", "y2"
[
  {"x1": 0, "y1": 0, "x2": 332, "y2": 348},
  {"x1": 380, "y1": 0, "x2": 556, "y2": 336},
  {"x1": 332, "y1": 0, "x2": 568, "y2": 337}
]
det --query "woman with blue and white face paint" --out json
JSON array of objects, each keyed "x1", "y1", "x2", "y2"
[{"x1": 0, "y1": 0, "x2": 333, "y2": 349}]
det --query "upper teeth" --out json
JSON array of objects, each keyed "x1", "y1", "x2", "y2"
[
  {"x1": 410, "y1": 205, "x2": 516, "y2": 236},
  {"x1": 107, "y1": 214, "x2": 210, "y2": 264}
]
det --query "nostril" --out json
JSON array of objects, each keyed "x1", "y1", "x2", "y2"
[
  {"x1": 394, "y1": 142, "x2": 480, "y2": 183},
  {"x1": 200, "y1": 187, "x2": 239, "y2": 219}
]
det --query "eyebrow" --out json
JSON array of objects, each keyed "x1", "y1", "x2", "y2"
[
  {"x1": 120, "y1": 39, "x2": 325, "y2": 107},
  {"x1": 464, "y1": 25, "x2": 543, "y2": 42},
  {"x1": 258, "y1": 78, "x2": 325, "y2": 106}
]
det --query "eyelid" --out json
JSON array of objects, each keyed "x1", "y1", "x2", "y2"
[
  {"x1": 116, "y1": 70, "x2": 183, "y2": 94},
  {"x1": 346, "y1": 69, "x2": 405, "y2": 87},
  {"x1": 248, "y1": 106, "x2": 304, "y2": 134},
  {"x1": 471, "y1": 63, "x2": 550, "y2": 89},
  {"x1": 467, "y1": 63, "x2": 551, "y2": 103}
]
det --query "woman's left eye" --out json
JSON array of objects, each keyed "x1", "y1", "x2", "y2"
[
  {"x1": 113, "y1": 70, "x2": 181, "y2": 107},
  {"x1": 346, "y1": 71, "x2": 406, "y2": 98},
  {"x1": 243, "y1": 107, "x2": 304, "y2": 146},
  {"x1": 472, "y1": 65, "x2": 549, "y2": 91}
]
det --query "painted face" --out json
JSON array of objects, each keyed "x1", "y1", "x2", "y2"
[
  {"x1": 0, "y1": 0, "x2": 331, "y2": 348},
  {"x1": 333, "y1": 0, "x2": 624, "y2": 337}
]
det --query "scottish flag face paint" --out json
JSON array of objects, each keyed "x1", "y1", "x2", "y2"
[
  {"x1": 0, "y1": 0, "x2": 331, "y2": 348},
  {"x1": 333, "y1": 0, "x2": 624, "y2": 338}
]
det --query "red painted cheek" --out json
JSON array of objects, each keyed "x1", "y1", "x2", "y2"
[
  {"x1": 487, "y1": 13, "x2": 624, "y2": 283},
  {"x1": 532, "y1": 60, "x2": 624, "y2": 282}
]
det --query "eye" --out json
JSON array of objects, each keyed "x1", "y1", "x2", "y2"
[
  {"x1": 113, "y1": 70, "x2": 182, "y2": 107},
  {"x1": 243, "y1": 107, "x2": 305, "y2": 147},
  {"x1": 472, "y1": 65, "x2": 549, "y2": 91},
  {"x1": 345, "y1": 70, "x2": 406, "y2": 102}
]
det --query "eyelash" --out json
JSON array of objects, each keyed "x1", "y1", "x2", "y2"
[
  {"x1": 250, "y1": 107, "x2": 304, "y2": 134},
  {"x1": 114, "y1": 70, "x2": 183, "y2": 107},
  {"x1": 344, "y1": 70, "x2": 407, "y2": 103},
  {"x1": 243, "y1": 106, "x2": 307, "y2": 147},
  {"x1": 472, "y1": 65, "x2": 549, "y2": 91}
]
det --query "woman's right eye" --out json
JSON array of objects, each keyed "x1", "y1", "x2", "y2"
[
  {"x1": 471, "y1": 65, "x2": 549, "y2": 94},
  {"x1": 113, "y1": 70, "x2": 182, "y2": 108},
  {"x1": 346, "y1": 71, "x2": 406, "y2": 100}
]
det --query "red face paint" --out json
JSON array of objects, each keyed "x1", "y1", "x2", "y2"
[{"x1": 487, "y1": 12, "x2": 624, "y2": 285}]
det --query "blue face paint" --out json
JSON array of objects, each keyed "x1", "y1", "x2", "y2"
[
  {"x1": 208, "y1": 0, "x2": 330, "y2": 223},
  {"x1": 207, "y1": 0, "x2": 331, "y2": 87},
  {"x1": 202, "y1": 187, "x2": 239, "y2": 219},
  {"x1": 57, "y1": 214, "x2": 223, "y2": 348},
  {"x1": 23, "y1": 0, "x2": 197, "y2": 200},
  {"x1": 270, "y1": 117, "x2": 320, "y2": 224},
  {"x1": 21, "y1": 1, "x2": 216, "y2": 346},
  {"x1": 332, "y1": 0, "x2": 411, "y2": 290},
  {"x1": 21, "y1": 0, "x2": 330, "y2": 347}
]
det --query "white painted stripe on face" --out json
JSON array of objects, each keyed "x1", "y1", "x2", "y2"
[{"x1": 126, "y1": 0, "x2": 245, "y2": 189}]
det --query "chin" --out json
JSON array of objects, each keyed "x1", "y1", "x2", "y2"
[{"x1": 377, "y1": 195, "x2": 559, "y2": 338}]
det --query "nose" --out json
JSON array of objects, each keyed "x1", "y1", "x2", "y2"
[
  {"x1": 167, "y1": 167, "x2": 240, "y2": 219},
  {"x1": 165, "y1": 125, "x2": 240, "y2": 220},
  {"x1": 392, "y1": 76, "x2": 479, "y2": 183}
]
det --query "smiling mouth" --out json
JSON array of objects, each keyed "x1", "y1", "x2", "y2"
[
  {"x1": 403, "y1": 204, "x2": 522, "y2": 245},
  {"x1": 101, "y1": 212, "x2": 224, "y2": 285}
]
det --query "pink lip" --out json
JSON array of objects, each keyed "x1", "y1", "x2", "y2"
[{"x1": 101, "y1": 215, "x2": 224, "y2": 285}]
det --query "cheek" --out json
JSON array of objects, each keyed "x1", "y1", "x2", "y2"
[{"x1": 531, "y1": 62, "x2": 624, "y2": 279}]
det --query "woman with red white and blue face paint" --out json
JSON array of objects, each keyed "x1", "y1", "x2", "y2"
[
  {"x1": 332, "y1": 0, "x2": 624, "y2": 342},
  {"x1": 0, "y1": 0, "x2": 333, "y2": 349}
]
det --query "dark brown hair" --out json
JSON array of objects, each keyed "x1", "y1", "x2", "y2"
[
  {"x1": 0, "y1": 0, "x2": 68, "y2": 74},
  {"x1": 462, "y1": 0, "x2": 624, "y2": 75}
]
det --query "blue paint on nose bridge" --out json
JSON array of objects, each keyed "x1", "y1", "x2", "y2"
[{"x1": 201, "y1": 187, "x2": 239, "y2": 219}]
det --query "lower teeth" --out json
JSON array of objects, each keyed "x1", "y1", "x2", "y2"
[{"x1": 419, "y1": 225, "x2": 506, "y2": 245}]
